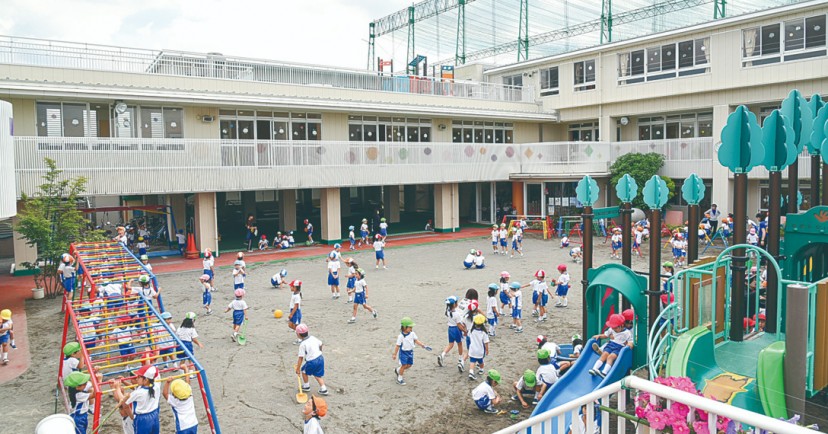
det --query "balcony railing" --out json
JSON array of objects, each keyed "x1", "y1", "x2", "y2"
[
  {"x1": 14, "y1": 137, "x2": 716, "y2": 196},
  {"x1": 0, "y1": 35, "x2": 534, "y2": 103}
]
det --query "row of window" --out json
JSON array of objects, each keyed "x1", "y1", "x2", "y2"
[
  {"x1": 36, "y1": 102, "x2": 184, "y2": 139},
  {"x1": 348, "y1": 116, "x2": 431, "y2": 142},
  {"x1": 637, "y1": 112, "x2": 714, "y2": 140},
  {"x1": 219, "y1": 112, "x2": 322, "y2": 141},
  {"x1": 451, "y1": 120, "x2": 515, "y2": 144},
  {"x1": 514, "y1": 13, "x2": 826, "y2": 95}
]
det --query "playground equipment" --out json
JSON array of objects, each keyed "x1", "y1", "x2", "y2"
[
  {"x1": 78, "y1": 205, "x2": 181, "y2": 257},
  {"x1": 58, "y1": 241, "x2": 221, "y2": 433},
  {"x1": 505, "y1": 215, "x2": 552, "y2": 240}
]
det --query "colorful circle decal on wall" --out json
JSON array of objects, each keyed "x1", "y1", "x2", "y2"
[
  {"x1": 491, "y1": 155, "x2": 498, "y2": 162},
  {"x1": 464, "y1": 145, "x2": 474, "y2": 157},
  {"x1": 399, "y1": 148, "x2": 408, "y2": 160},
  {"x1": 505, "y1": 146, "x2": 515, "y2": 158},
  {"x1": 366, "y1": 147, "x2": 378, "y2": 160},
  {"x1": 479, "y1": 147, "x2": 487, "y2": 155},
  {"x1": 346, "y1": 151, "x2": 356, "y2": 164},
  {"x1": 424, "y1": 147, "x2": 432, "y2": 156}
]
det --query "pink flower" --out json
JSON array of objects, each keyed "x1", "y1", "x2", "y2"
[
  {"x1": 671, "y1": 403, "x2": 691, "y2": 418},
  {"x1": 718, "y1": 417, "x2": 735, "y2": 432},
  {"x1": 647, "y1": 410, "x2": 669, "y2": 430},
  {"x1": 695, "y1": 409, "x2": 709, "y2": 422},
  {"x1": 635, "y1": 406, "x2": 651, "y2": 419},
  {"x1": 672, "y1": 421, "x2": 691, "y2": 434},
  {"x1": 693, "y1": 421, "x2": 711, "y2": 434},
  {"x1": 636, "y1": 392, "x2": 651, "y2": 405},
  {"x1": 659, "y1": 407, "x2": 680, "y2": 425}
]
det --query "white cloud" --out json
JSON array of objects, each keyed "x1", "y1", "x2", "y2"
[{"x1": 0, "y1": 0, "x2": 412, "y2": 69}]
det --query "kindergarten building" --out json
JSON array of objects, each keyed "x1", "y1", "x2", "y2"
[{"x1": 2, "y1": 0, "x2": 828, "y2": 272}]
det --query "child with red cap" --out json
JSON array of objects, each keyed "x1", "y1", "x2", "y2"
[
  {"x1": 225, "y1": 288, "x2": 249, "y2": 342},
  {"x1": 589, "y1": 313, "x2": 633, "y2": 378},
  {"x1": 113, "y1": 365, "x2": 161, "y2": 434},
  {"x1": 622, "y1": 309, "x2": 635, "y2": 330},
  {"x1": 553, "y1": 264, "x2": 570, "y2": 308},
  {"x1": 303, "y1": 395, "x2": 328, "y2": 434}
]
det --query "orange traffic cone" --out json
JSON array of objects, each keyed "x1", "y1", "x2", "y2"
[{"x1": 184, "y1": 233, "x2": 200, "y2": 259}]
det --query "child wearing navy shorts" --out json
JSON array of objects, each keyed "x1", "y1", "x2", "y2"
[
  {"x1": 463, "y1": 249, "x2": 476, "y2": 269},
  {"x1": 65, "y1": 371, "x2": 95, "y2": 433},
  {"x1": 327, "y1": 251, "x2": 341, "y2": 300},
  {"x1": 466, "y1": 315, "x2": 490, "y2": 381},
  {"x1": 176, "y1": 312, "x2": 203, "y2": 379},
  {"x1": 373, "y1": 235, "x2": 387, "y2": 269},
  {"x1": 498, "y1": 271, "x2": 512, "y2": 316},
  {"x1": 348, "y1": 268, "x2": 377, "y2": 323},
  {"x1": 0, "y1": 309, "x2": 14, "y2": 364},
  {"x1": 157, "y1": 312, "x2": 177, "y2": 368},
  {"x1": 58, "y1": 253, "x2": 76, "y2": 295},
  {"x1": 393, "y1": 317, "x2": 431, "y2": 385},
  {"x1": 288, "y1": 280, "x2": 303, "y2": 337},
  {"x1": 554, "y1": 264, "x2": 570, "y2": 308},
  {"x1": 379, "y1": 217, "x2": 389, "y2": 240},
  {"x1": 438, "y1": 296, "x2": 466, "y2": 369},
  {"x1": 491, "y1": 225, "x2": 499, "y2": 255},
  {"x1": 226, "y1": 289, "x2": 249, "y2": 342},
  {"x1": 295, "y1": 323, "x2": 329, "y2": 395},
  {"x1": 610, "y1": 228, "x2": 622, "y2": 259},
  {"x1": 589, "y1": 314, "x2": 633, "y2": 378},
  {"x1": 232, "y1": 262, "x2": 246, "y2": 290},
  {"x1": 471, "y1": 369, "x2": 502, "y2": 414},
  {"x1": 485, "y1": 284, "x2": 500, "y2": 336},
  {"x1": 348, "y1": 225, "x2": 356, "y2": 251},
  {"x1": 498, "y1": 223, "x2": 508, "y2": 255},
  {"x1": 202, "y1": 249, "x2": 215, "y2": 285},
  {"x1": 508, "y1": 282, "x2": 523, "y2": 333},
  {"x1": 200, "y1": 274, "x2": 214, "y2": 316},
  {"x1": 113, "y1": 365, "x2": 161, "y2": 434},
  {"x1": 304, "y1": 219, "x2": 314, "y2": 244},
  {"x1": 163, "y1": 378, "x2": 199, "y2": 434}
]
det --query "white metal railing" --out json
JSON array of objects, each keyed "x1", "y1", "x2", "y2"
[
  {"x1": 494, "y1": 376, "x2": 818, "y2": 434},
  {"x1": 0, "y1": 35, "x2": 534, "y2": 103},
  {"x1": 609, "y1": 137, "x2": 714, "y2": 161},
  {"x1": 13, "y1": 137, "x2": 718, "y2": 195}
]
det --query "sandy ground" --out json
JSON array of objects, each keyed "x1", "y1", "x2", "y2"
[{"x1": 2, "y1": 235, "x2": 658, "y2": 434}]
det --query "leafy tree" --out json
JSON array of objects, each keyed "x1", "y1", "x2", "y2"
[
  {"x1": 609, "y1": 153, "x2": 674, "y2": 209},
  {"x1": 15, "y1": 158, "x2": 102, "y2": 298}
]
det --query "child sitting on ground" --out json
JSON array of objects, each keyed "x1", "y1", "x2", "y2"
[
  {"x1": 535, "y1": 349, "x2": 559, "y2": 401},
  {"x1": 589, "y1": 314, "x2": 633, "y2": 378},
  {"x1": 471, "y1": 369, "x2": 502, "y2": 414},
  {"x1": 473, "y1": 250, "x2": 486, "y2": 269},
  {"x1": 560, "y1": 235, "x2": 569, "y2": 248},
  {"x1": 463, "y1": 249, "x2": 476, "y2": 269},
  {"x1": 258, "y1": 235, "x2": 269, "y2": 250},
  {"x1": 570, "y1": 245, "x2": 583, "y2": 263}
]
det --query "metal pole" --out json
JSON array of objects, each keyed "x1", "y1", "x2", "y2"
[
  {"x1": 582, "y1": 206, "x2": 594, "y2": 339},
  {"x1": 687, "y1": 204, "x2": 699, "y2": 264},
  {"x1": 730, "y1": 172, "x2": 748, "y2": 342},
  {"x1": 812, "y1": 155, "x2": 821, "y2": 206},
  {"x1": 648, "y1": 209, "x2": 662, "y2": 328},
  {"x1": 621, "y1": 202, "x2": 632, "y2": 268},
  {"x1": 765, "y1": 171, "x2": 782, "y2": 333},
  {"x1": 788, "y1": 160, "x2": 799, "y2": 214}
]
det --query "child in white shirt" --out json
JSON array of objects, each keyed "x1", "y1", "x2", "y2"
[
  {"x1": 590, "y1": 314, "x2": 634, "y2": 378},
  {"x1": 258, "y1": 235, "x2": 269, "y2": 250}
]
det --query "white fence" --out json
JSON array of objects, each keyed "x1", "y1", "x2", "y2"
[
  {"x1": 494, "y1": 376, "x2": 817, "y2": 434},
  {"x1": 0, "y1": 35, "x2": 534, "y2": 103},
  {"x1": 14, "y1": 137, "x2": 716, "y2": 196}
]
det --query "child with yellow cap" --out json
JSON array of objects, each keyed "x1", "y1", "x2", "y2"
[
  {"x1": 466, "y1": 314, "x2": 490, "y2": 381},
  {"x1": 302, "y1": 395, "x2": 327, "y2": 434},
  {"x1": 0, "y1": 309, "x2": 14, "y2": 364},
  {"x1": 163, "y1": 378, "x2": 198, "y2": 434}
]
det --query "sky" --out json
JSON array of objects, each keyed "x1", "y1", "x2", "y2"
[{"x1": 0, "y1": 0, "x2": 411, "y2": 70}]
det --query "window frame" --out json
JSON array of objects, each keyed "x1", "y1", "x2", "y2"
[
  {"x1": 573, "y1": 59, "x2": 596, "y2": 92},
  {"x1": 742, "y1": 13, "x2": 827, "y2": 66},
  {"x1": 618, "y1": 38, "x2": 709, "y2": 85},
  {"x1": 540, "y1": 67, "x2": 560, "y2": 96}
]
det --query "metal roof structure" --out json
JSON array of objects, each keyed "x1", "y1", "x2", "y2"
[{"x1": 368, "y1": 0, "x2": 810, "y2": 71}]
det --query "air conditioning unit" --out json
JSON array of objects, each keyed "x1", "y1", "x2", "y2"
[{"x1": 201, "y1": 115, "x2": 215, "y2": 123}]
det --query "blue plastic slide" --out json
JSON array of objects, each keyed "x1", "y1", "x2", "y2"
[{"x1": 529, "y1": 338, "x2": 633, "y2": 433}]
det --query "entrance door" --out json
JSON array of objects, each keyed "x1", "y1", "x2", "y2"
[
  {"x1": 525, "y1": 183, "x2": 543, "y2": 216},
  {"x1": 476, "y1": 182, "x2": 494, "y2": 224}
]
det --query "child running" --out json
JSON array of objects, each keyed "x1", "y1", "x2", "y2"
[
  {"x1": 359, "y1": 218, "x2": 370, "y2": 248},
  {"x1": 163, "y1": 379, "x2": 198, "y2": 434},
  {"x1": 471, "y1": 369, "x2": 502, "y2": 414},
  {"x1": 438, "y1": 296, "x2": 465, "y2": 369},
  {"x1": 373, "y1": 234, "x2": 387, "y2": 269},
  {"x1": 510, "y1": 226, "x2": 523, "y2": 258},
  {"x1": 466, "y1": 314, "x2": 490, "y2": 381},
  {"x1": 295, "y1": 323, "x2": 330, "y2": 396},
  {"x1": 392, "y1": 317, "x2": 431, "y2": 386},
  {"x1": 199, "y1": 274, "x2": 214, "y2": 316},
  {"x1": 508, "y1": 282, "x2": 524, "y2": 333},
  {"x1": 288, "y1": 280, "x2": 303, "y2": 339},
  {"x1": 589, "y1": 314, "x2": 634, "y2": 378},
  {"x1": 554, "y1": 264, "x2": 570, "y2": 308},
  {"x1": 348, "y1": 268, "x2": 378, "y2": 323},
  {"x1": 176, "y1": 312, "x2": 204, "y2": 379},
  {"x1": 348, "y1": 225, "x2": 356, "y2": 251},
  {"x1": 112, "y1": 365, "x2": 161, "y2": 433},
  {"x1": 485, "y1": 284, "x2": 501, "y2": 337},
  {"x1": 226, "y1": 289, "x2": 249, "y2": 342},
  {"x1": 202, "y1": 249, "x2": 215, "y2": 285},
  {"x1": 344, "y1": 259, "x2": 357, "y2": 303},
  {"x1": 302, "y1": 395, "x2": 328, "y2": 434},
  {"x1": 0, "y1": 309, "x2": 14, "y2": 364}
]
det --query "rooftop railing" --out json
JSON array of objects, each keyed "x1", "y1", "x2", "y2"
[{"x1": 0, "y1": 35, "x2": 534, "y2": 103}]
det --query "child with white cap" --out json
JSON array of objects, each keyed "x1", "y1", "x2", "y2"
[
  {"x1": 327, "y1": 250, "x2": 341, "y2": 300},
  {"x1": 463, "y1": 249, "x2": 476, "y2": 269},
  {"x1": 176, "y1": 312, "x2": 204, "y2": 379},
  {"x1": 437, "y1": 296, "x2": 465, "y2": 369},
  {"x1": 288, "y1": 280, "x2": 303, "y2": 339},
  {"x1": 163, "y1": 378, "x2": 198, "y2": 434},
  {"x1": 113, "y1": 365, "x2": 162, "y2": 434},
  {"x1": 295, "y1": 323, "x2": 329, "y2": 396},
  {"x1": 348, "y1": 226, "x2": 356, "y2": 251},
  {"x1": 202, "y1": 249, "x2": 215, "y2": 285},
  {"x1": 348, "y1": 268, "x2": 378, "y2": 323}
]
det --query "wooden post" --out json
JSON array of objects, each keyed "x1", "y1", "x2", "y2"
[
  {"x1": 648, "y1": 209, "x2": 662, "y2": 328},
  {"x1": 765, "y1": 171, "x2": 782, "y2": 333},
  {"x1": 788, "y1": 160, "x2": 799, "y2": 213},
  {"x1": 812, "y1": 155, "x2": 821, "y2": 206},
  {"x1": 687, "y1": 204, "x2": 699, "y2": 264},
  {"x1": 621, "y1": 202, "x2": 632, "y2": 268},
  {"x1": 582, "y1": 206, "x2": 594, "y2": 339},
  {"x1": 730, "y1": 173, "x2": 748, "y2": 342}
]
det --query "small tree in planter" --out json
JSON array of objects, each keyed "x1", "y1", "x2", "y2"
[{"x1": 15, "y1": 158, "x2": 102, "y2": 299}]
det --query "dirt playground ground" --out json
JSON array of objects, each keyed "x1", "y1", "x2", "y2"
[{"x1": 2, "y1": 235, "x2": 656, "y2": 434}]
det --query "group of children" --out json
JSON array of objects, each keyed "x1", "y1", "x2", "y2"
[
  {"x1": 490, "y1": 222, "x2": 524, "y2": 258},
  {"x1": 347, "y1": 217, "x2": 388, "y2": 251},
  {"x1": 258, "y1": 230, "x2": 297, "y2": 250}
]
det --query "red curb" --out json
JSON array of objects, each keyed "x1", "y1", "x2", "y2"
[{"x1": 0, "y1": 274, "x2": 34, "y2": 384}]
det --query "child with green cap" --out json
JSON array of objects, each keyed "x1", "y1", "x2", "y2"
[
  {"x1": 65, "y1": 371, "x2": 95, "y2": 433},
  {"x1": 61, "y1": 342, "x2": 85, "y2": 382},
  {"x1": 512, "y1": 369, "x2": 538, "y2": 408},
  {"x1": 535, "y1": 348, "x2": 559, "y2": 401},
  {"x1": 471, "y1": 369, "x2": 502, "y2": 414},
  {"x1": 392, "y1": 317, "x2": 431, "y2": 385}
]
